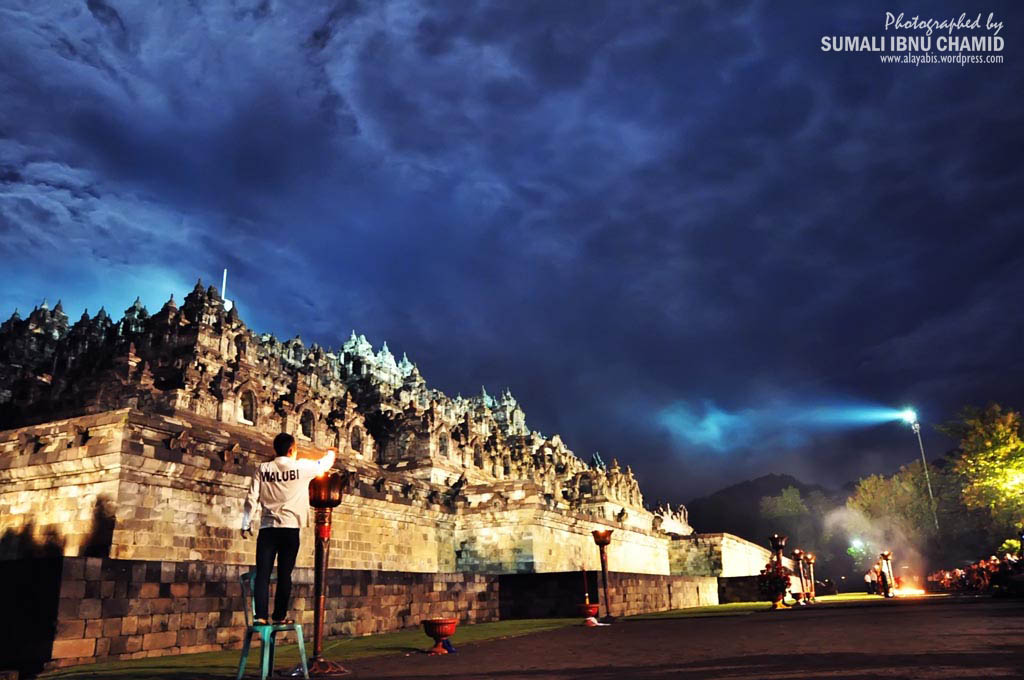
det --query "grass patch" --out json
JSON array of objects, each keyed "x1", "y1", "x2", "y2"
[{"x1": 41, "y1": 618, "x2": 579, "y2": 680}]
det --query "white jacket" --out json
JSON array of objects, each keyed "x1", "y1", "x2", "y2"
[{"x1": 242, "y1": 453, "x2": 335, "y2": 530}]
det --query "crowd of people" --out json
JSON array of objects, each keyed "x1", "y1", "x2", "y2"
[{"x1": 927, "y1": 553, "x2": 1024, "y2": 595}]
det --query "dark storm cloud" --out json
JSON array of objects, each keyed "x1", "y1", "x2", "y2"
[{"x1": 1, "y1": 0, "x2": 1023, "y2": 501}]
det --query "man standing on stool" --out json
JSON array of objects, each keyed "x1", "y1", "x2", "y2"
[{"x1": 241, "y1": 433, "x2": 336, "y2": 625}]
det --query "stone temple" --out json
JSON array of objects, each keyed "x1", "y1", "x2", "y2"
[{"x1": 0, "y1": 283, "x2": 773, "y2": 672}]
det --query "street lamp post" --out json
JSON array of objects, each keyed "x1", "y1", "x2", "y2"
[{"x1": 902, "y1": 410, "x2": 939, "y2": 532}]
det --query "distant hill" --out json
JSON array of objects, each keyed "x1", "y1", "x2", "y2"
[{"x1": 685, "y1": 473, "x2": 841, "y2": 544}]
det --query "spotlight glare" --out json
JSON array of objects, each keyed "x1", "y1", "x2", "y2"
[{"x1": 899, "y1": 408, "x2": 917, "y2": 424}]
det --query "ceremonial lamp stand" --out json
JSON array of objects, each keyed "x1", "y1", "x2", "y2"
[
  {"x1": 291, "y1": 470, "x2": 349, "y2": 677},
  {"x1": 591, "y1": 530, "x2": 615, "y2": 623},
  {"x1": 768, "y1": 533, "x2": 790, "y2": 610},
  {"x1": 804, "y1": 553, "x2": 817, "y2": 602},
  {"x1": 791, "y1": 549, "x2": 807, "y2": 605}
]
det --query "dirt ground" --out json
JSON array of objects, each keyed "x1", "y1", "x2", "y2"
[{"x1": 340, "y1": 597, "x2": 1024, "y2": 679}]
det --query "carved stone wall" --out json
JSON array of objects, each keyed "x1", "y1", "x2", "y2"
[
  {"x1": 0, "y1": 410, "x2": 672, "y2": 574},
  {"x1": 0, "y1": 285, "x2": 665, "y2": 525}
]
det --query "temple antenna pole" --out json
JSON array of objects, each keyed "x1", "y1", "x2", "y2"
[{"x1": 222, "y1": 269, "x2": 234, "y2": 312}]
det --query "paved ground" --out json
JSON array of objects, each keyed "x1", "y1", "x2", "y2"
[{"x1": 342, "y1": 597, "x2": 1024, "y2": 679}]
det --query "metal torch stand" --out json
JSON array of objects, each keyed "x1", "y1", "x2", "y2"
[
  {"x1": 792, "y1": 550, "x2": 806, "y2": 605},
  {"x1": 598, "y1": 542, "x2": 614, "y2": 623},
  {"x1": 769, "y1": 534, "x2": 790, "y2": 610},
  {"x1": 806, "y1": 557, "x2": 816, "y2": 603},
  {"x1": 292, "y1": 507, "x2": 348, "y2": 677}
]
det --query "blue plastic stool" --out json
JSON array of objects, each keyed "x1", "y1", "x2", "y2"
[{"x1": 236, "y1": 570, "x2": 309, "y2": 680}]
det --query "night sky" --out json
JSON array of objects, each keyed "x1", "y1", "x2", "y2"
[{"x1": 2, "y1": 1, "x2": 1022, "y2": 503}]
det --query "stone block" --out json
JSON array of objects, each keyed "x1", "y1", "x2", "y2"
[
  {"x1": 55, "y1": 619, "x2": 85, "y2": 640},
  {"x1": 57, "y1": 598, "x2": 80, "y2": 618},
  {"x1": 131, "y1": 564, "x2": 146, "y2": 583},
  {"x1": 51, "y1": 637, "x2": 96, "y2": 659},
  {"x1": 121, "y1": 615, "x2": 138, "y2": 635},
  {"x1": 142, "y1": 631, "x2": 177, "y2": 651},
  {"x1": 149, "y1": 598, "x2": 173, "y2": 614},
  {"x1": 125, "y1": 635, "x2": 143, "y2": 653},
  {"x1": 101, "y1": 618, "x2": 122, "y2": 637},
  {"x1": 176, "y1": 628, "x2": 198, "y2": 647},
  {"x1": 101, "y1": 598, "x2": 129, "y2": 618},
  {"x1": 84, "y1": 558, "x2": 102, "y2": 580},
  {"x1": 138, "y1": 582, "x2": 159, "y2": 598},
  {"x1": 78, "y1": 599, "x2": 102, "y2": 619},
  {"x1": 63, "y1": 559, "x2": 85, "y2": 581},
  {"x1": 107, "y1": 635, "x2": 131, "y2": 655},
  {"x1": 60, "y1": 580, "x2": 86, "y2": 600}
]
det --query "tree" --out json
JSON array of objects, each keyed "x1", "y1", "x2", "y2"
[
  {"x1": 940, "y1": 404, "x2": 1024, "y2": 534},
  {"x1": 847, "y1": 462, "x2": 938, "y2": 544},
  {"x1": 997, "y1": 538, "x2": 1020, "y2": 556},
  {"x1": 760, "y1": 486, "x2": 809, "y2": 543},
  {"x1": 845, "y1": 457, "x2": 996, "y2": 567},
  {"x1": 760, "y1": 486, "x2": 809, "y2": 519}
]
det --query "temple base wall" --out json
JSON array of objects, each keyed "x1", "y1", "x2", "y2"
[
  {"x1": 454, "y1": 508, "x2": 670, "y2": 575},
  {"x1": 32, "y1": 557, "x2": 498, "y2": 671},
  {"x1": 669, "y1": 532, "x2": 778, "y2": 577},
  {"x1": 497, "y1": 571, "x2": 718, "y2": 619},
  {"x1": 7, "y1": 556, "x2": 721, "y2": 673}
]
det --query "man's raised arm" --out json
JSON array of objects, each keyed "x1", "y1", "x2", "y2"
[
  {"x1": 316, "y1": 448, "x2": 336, "y2": 473},
  {"x1": 298, "y1": 448, "x2": 336, "y2": 476}
]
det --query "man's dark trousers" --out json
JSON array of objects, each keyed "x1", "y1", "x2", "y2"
[{"x1": 254, "y1": 527, "x2": 300, "y2": 620}]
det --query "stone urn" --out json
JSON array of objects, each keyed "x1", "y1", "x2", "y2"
[{"x1": 422, "y1": 618, "x2": 459, "y2": 655}]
